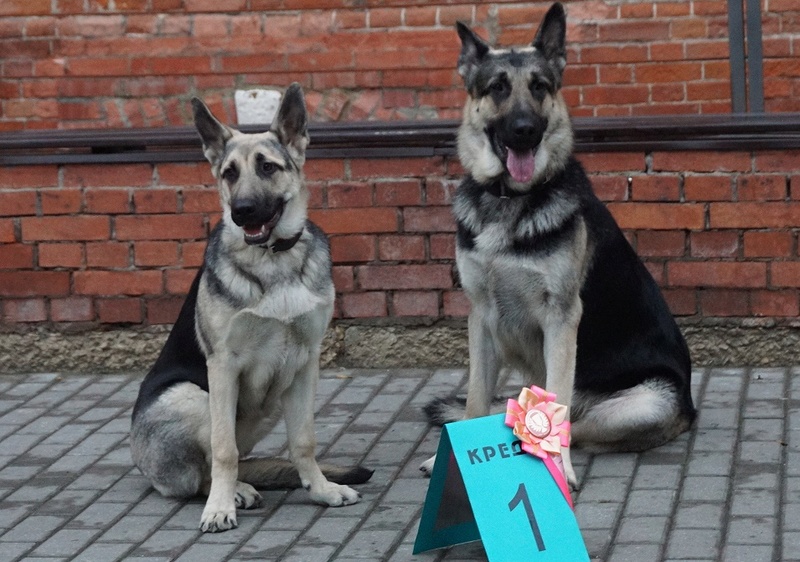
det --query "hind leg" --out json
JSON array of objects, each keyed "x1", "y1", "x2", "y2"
[{"x1": 130, "y1": 383, "x2": 211, "y2": 499}]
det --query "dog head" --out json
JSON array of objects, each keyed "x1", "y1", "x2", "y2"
[
  {"x1": 456, "y1": 2, "x2": 573, "y2": 190},
  {"x1": 192, "y1": 83, "x2": 309, "y2": 247}
]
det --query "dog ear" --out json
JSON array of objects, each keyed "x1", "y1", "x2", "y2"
[
  {"x1": 533, "y1": 2, "x2": 567, "y2": 77},
  {"x1": 455, "y1": 21, "x2": 490, "y2": 84},
  {"x1": 191, "y1": 97, "x2": 232, "y2": 172},
  {"x1": 272, "y1": 83, "x2": 309, "y2": 156}
]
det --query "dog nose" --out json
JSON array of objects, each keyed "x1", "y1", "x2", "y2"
[
  {"x1": 512, "y1": 118, "x2": 537, "y2": 141},
  {"x1": 231, "y1": 198, "x2": 257, "y2": 224}
]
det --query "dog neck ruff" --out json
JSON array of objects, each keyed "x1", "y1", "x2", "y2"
[
  {"x1": 270, "y1": 229, "x2": 303, "y2": 253},
  {"x1": 485, "y1": 179, "x2": 529, "y2": 199}
]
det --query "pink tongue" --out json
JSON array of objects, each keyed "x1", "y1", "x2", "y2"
[{"x1": 506, "y1": 148, "x2": 535, "y2": 184}]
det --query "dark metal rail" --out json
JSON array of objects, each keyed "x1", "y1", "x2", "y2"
[{"x1": 2, "y1": 113, "x2": 800, "y2": 166}]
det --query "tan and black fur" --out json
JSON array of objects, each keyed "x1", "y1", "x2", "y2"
[
  {"x1": 130, "y1": 84, "x2": 371, "y2": 533},
  {"x1": 421, "y1": 3, "x2": 696, "y2": 488}
]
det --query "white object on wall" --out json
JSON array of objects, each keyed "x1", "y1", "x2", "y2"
[{"x1": 234, "y1": 89, "x2": 282, "y2": 125}]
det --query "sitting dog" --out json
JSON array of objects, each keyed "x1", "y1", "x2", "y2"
[
  {"x1": 130, "y1": 83, "x2": 372, "y2": 533},
  {"x1": 421, "y1": 3, "x2": 696, "y2": 488}
]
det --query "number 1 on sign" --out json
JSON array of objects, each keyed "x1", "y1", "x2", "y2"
[{"x1": 508, "y1": 483, "x2": 545, "y2": 552}]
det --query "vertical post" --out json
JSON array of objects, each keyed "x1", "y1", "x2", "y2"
[
  {"x1": 727, "y1": 0, "x2": 747, "y2": 112},
  {"x1": 745, "y1": 0, "x2": 765, "y2": 112}
]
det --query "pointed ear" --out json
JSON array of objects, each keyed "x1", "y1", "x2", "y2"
[
  {"x1": 191, "y1": 97, "x2": 232, "y2": 171},
  {"x1": 455, "y1": 21, "x2": 490, "y2": 85},
  {"x1": 533, "y1": 2, "x2": 567, "y2": 78},
  {"x1": 271, "y1": 83, "x2": 309, "y2": 156}
]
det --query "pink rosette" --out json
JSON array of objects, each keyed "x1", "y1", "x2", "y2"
[{"x1": 505, "y1": 385, "x2": 573, "y2": 507}]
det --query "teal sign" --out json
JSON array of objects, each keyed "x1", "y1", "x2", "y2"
[{"x1": 414, "y1": 414, "x2": 589, "y2": 561}]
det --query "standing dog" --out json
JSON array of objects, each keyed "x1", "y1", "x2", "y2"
[
  {"x1": 421, "y1": 3, "x2": 696, "y2": 487},
  {"x1": 131, "y1": 84, "x2": 372, "y2": 533}
]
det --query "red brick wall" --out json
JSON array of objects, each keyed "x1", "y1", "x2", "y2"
[
  {"x1": 2, "y1": 0, "x2": 799, "y2": 131},
  {"x1": 2, "y1": 151, "x2": 799, "y2": 326}
]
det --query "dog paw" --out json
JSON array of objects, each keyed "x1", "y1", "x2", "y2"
[
  {"x1": 564, "y1": 464, "x2": 579, "y2": 491},
  {"x1": 308, "y1": 481, "x2": 361, "y2": 507},
  {"x1": 199, "y1": 509, "x2": 238, "y2": 533},
  {"x1": 235, "y1": 482, "x2": 262, "y2": 510},
  {"x1": 419, "y1": 455, "x2": 436, "y2": 477}
]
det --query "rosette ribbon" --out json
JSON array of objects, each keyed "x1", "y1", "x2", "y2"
[{"x1": 505, "y1": 385, "x2": 573, "y2": 507}]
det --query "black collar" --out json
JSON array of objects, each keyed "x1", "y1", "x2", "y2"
[
  {"x1": 484, "y1": 179, "x2": 529, "y2": 199},
  {"x1": 270, "y1": 230, "x2": 303, "y2": 253}
]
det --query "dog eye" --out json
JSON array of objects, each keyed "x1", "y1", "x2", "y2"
[
  {"x1": 531, "y1": 81, "x2": 548, "y2": 96},
  {"x1": 490, "y1": 81, "x2": 507, "y2": 93},
  {"x1": 221, "y1": 166, "x2": 238, "y2": 183},
  {"x1": 261, "y1": 161, "x2": 277, "y2": 175}
]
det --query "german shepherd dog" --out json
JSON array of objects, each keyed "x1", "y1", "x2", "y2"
[
  {"x1": 130, "y1": 84, "x2": 372, "y2": 533},
  {"x1": 421, "y1": 3, "x2": 696, "y2": 488}
]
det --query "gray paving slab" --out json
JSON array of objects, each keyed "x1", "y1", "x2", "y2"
[{"x1": 0, "y1": 366, "x2": 795, "y2": 560}]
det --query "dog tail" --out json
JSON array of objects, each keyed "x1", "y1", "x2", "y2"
[
  {"x1": 238, "y1": 457, "x2": 373, "y2": 490},
  {"x1": 423, "y1": 396, "x2": 507, "y2": 426}
]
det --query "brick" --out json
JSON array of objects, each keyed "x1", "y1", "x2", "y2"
[
  {"x1": 50, "y1": 297, "x2": 94, "y2": 322},
  {"x1": 378, "y1": 235, "x2": 425, "y2": 262},
  {"x1": 134, "y1": 190, "x2": 178, "y2": 214},
  {"x1": 332, "y1": 265, "x2": 354, "y2": 292},
  {"x1": 41, "y1": 189, "x2": 83, "y2": 215},
  {"x1": 636, "y1": 231, "x2": 686, "y2": 257},
  {"x1": 710, "y1": 203, "x2": 800, "y2": 228},
  {"x1": 652, "y1": 152, "x2": 751, "y2": 173},
  {"x1": 97, "y1": 298, "x2": 142, "y2": 323},
  {"x1": 165, "y1": 268, "x2": 197, "y2": 294},
  {"x1": 751, "y1": 289, "x2": 799, "y2": 317},
  {"x1": 0, "y1": 191, "x2": 37, "y2": 216},
  {"x1": 0, "y1": 165, "x2": 57, "y2": 188},
  {"x1": 327, "y1": 182, "x2": 373, "y2": 208},
  {"x1": 583, "y1": 84, "x2": 649, "y2": 105},
  {"x1": 74, "y1": 270, "x2": 163, "y2": 295},
  {"x1": 684, "y1": 175, "x2": 733, "y2": 201},
  {"x1": 340, "y1": 291, "x2": 386, "y2": 318},
  {"x1": 772, "y1": 262, "x2": 800, "y2": 288},
  {"x1": 181, "y1": 241, "x2": 207, "y2": 267},
  {"x1": 357, "y1": 264, "x2": 452, "y2": 290},
  {"x1": 755, "y1": 151, "x2": 800, "y2": 172},
  {"x1": 631, "y1": 175, "x2": 680, "y2": 201},
  {"x1": 392, "y1": 291, "x2": 439, "y2": 316},
  {"x1": 430, "y1": 234, "x2": 455, "y2": 260},
  {"x1": 426, "y1": 179, "x2": 458, "y2": 206},
  {"x1": 115, "y1": 214, "x2": 205, "y2": 241},
  {"x1": 699, "y1": 289, "x2": 749, "y2": 316},
  {"x1": 86, "y1": 242, "x2": 129, "y2": 268},
  {"x1": 146, "y1": 297, "x2": 183, "y2": 324},
  {"x1": 84, "y1": 189, "x2": 130, "y2": 214},
  {"x1": 374, "y1": 180, "x2": 422, "y2": 206},
  {"x1": 690, "y1": 231, "x2": 740, "y2": 258},
  {"x1": 607, "y1": 203, "x2": 705, "y2": 230},
  {"x1": 308, "y1": 208, "x2": 397, "y2": 235},
  {"x1": 63, "y1": 164, "x2": 152, "y2": 188},
  {"x1": 157, "y1": 163, "x2": 214, "y2": 186},
  {"x1": 0, "y1": 219, "x2": 15, "y2": 243},
  {"x1": 443, "y1": 289, "x2": 470, "y2": 317},
  {"x1": 662, "y1": 288, "x2": 697, "y2": 316},
  {"x1": 330, "y1": 235, "x2": 376, "y2": 263},
  {"x1": 738, "y1": 175, "x2": 787, "y2": 201},
  {"x1": 577, "y1": 153, "x2": 644, "y2": 173},
  {"x1": 134, "y1": 241, "x2": 179, "y2": 266},
  {"x1": 38, "y1": 243, "x2": 83, "y2": 268},
  {"x1": 590, "y1": 175, "x2": 629, "y2": 202},
  {"x1": 403, "y1": 207, "x2": 456, "y2": 232},
  {"x1": 668, "y1": 262, "x2": 767, "y2": 288},
  {"x1": 182, "y1": 189, "x2": 219, "y2": 213},
  {"x1": 0, "y1": 243, "x2": 34, "y2": 269},
  {"x1": 0, "y1": 271, "x2": 70, "y2": 296},
  {"x1": 3, "y1": 298, "x2": 47, "y2": 322},
  {"x1": 743, "y1": 232, "x2": 793, "y2": 258},
  {"x1": 349, "y1": 158, "x2": 444, "y2": 179},
  {"x1": 21, "y1": 216, "x2": 110, "y2": 241}
]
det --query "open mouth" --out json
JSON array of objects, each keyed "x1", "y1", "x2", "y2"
[
  {"x1": 488, "y1": 127, "x2": 538, "y2": 185},
  {"x1": 241, "y1": 203, "x2": 284, "y2": 246}
]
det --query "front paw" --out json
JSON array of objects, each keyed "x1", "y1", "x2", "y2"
[
  {"x1": 308, "y1": 481, "x2": 361, "y2": 507},
  {"x1": 235, "y1": 482, "x2": 262, "y2": 510},
  {"x1": 200, "y1": 508, "x2": 237, "y2": 533},
  {"x1": 419, "y1": 455, "x2": 436, "y2": 476}
]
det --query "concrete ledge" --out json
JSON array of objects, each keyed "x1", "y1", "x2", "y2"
[{"x1": 1, "y1": 320, "x2": 798, "y2": 373}]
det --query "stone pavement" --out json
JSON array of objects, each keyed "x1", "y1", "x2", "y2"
[{"x1": 0, "y1": 366, "x2": 797, "y2": 561}]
